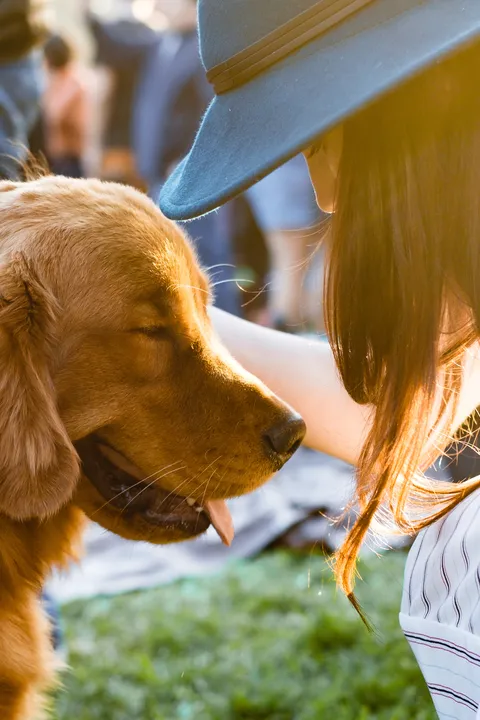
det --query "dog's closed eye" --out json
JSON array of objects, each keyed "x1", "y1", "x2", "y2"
[{"x1": 131, "y1": 326, "x2": 171, "y2": 340}]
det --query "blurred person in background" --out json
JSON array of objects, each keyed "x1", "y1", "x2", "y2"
[
  {"x1": 133, "y1": 0, "x2": 240, "y2": 315},
  {"x1": 86, "y1": 1, "x2": 157, "y2": 187},
  {"x1": 0, "y1": 0, "x2": 48, "y2": 179},
  {"x1": 43, "y1": 34, "x2": 88, "y2": 177},
  {"x1": 246, "y1": 155, "x2": 325, "y2": 333},
  {"x1": 84, "y1": 0, "x2": 240, "y2": 312}
]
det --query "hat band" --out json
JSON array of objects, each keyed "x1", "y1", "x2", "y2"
[{"x1": 206, "y1": 0, "x2": 375, "y2": 95}]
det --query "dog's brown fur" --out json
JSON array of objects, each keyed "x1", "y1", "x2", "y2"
[{"x1": 0, "y1": 176, "x2": 299, "y2": 718}]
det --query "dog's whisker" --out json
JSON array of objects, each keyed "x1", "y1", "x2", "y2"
[
  {"x1": 213, "y1": 465, "x2": 230, "y2": 493},
  {"x1": 168, "y1": 282, "x2": 210, "y2": 295},
  {"x1": 198, "y1": 470, "x2": 216, "y2": 520},
  {"x1": 151, "y1": 472, "x2": 198, "y2": 508},
  {"x1": 161, "y1": 455, "x2": 223, "y2": 506},
  {"x1": 95, "y1": 461, "x2": 185, "y2": 517},
  {"x1": 211, "y1": 464, "x2": 232, "y2": 501},
  {"x1": 121, "y1": 458, "x2": 217, "y2": 516},
  {"x1": 94, "y1": 450, "x2": 225, "y2": 522},
  {"x1": 91, "y1": 459, "x2": 185, "y2": 516},
  {"x1": 195, "y1": 464, "x2": 230, "y2": 533},
  {"x1": 207, "y1": 269, "x2": 229, "y2": 280},
  {"x1": 122, "y1": 465, "x2": 188, "y2": 512},
  {"x1": 136, "y1": 460, "x2": 185, "y2": 486},
  {"x1": 191, "y1": 455, "x2": 222, "y2": 485},
  {"x1": 205, "y1": 263, "x2": 236, "y2": 271},
  {"x1": 241, "y1": 282, "x2": 271, "y2": 308},
  {"x1": 158, "y1": 459, "x2": 223, "y2": 531},
  {"x1": 211, "y1": 278, "x2": 253, "y2": 288},
  {"x1": 194, "y1": 468, "x2": 218, "y2": 533},
  {"x1": 200, "y1": 464, "x2": 221, "y2": 507},
  {"x1": 92, "y1": 477, "x2": 156, "y2": 517}
]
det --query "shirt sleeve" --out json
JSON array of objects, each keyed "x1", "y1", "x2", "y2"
[{"x1": 401, "y1": 489, "x2": 480, "y2": 719}]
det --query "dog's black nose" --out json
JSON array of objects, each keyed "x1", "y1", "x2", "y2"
[{"x1": 263, "y1": 413, "x2": 306, "y2": 461}]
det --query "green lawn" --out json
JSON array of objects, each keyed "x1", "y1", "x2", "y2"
[{"x1": 54, "y1": 550, "x2": 435, "y2": 720}]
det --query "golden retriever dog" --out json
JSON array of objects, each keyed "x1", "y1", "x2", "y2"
[{"x1": 0, "y1": 176, "x2": 305, "y2": 720}]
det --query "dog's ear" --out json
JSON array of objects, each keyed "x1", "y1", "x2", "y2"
[{"x1": 0, "y1": 254, "x2": 79, "y2": 519}]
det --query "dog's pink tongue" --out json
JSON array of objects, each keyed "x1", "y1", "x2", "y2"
[{"x1": 204, "y1": 500, "x2": 234, "y2": 546}]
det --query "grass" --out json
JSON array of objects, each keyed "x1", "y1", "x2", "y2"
[{"x1": 53, "y1": 550, "x2": 435, "y2": 720}]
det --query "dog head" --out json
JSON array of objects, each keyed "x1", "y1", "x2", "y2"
[{"x1": 0, "y1": 177, "x2": 304, "y2": 544}]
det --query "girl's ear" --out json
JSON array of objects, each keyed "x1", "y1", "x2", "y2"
[{"x1": 304, "y1": 125, "x2": 343, "y2": 214}]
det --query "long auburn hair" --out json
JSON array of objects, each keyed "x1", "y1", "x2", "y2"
[{"x1": 326, "y1": 39, "x2": 480, "y2": 617}]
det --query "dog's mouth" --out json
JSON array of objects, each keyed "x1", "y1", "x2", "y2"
[{"x1": 74, "y1": 436, "x2": 234, "y2": 545}]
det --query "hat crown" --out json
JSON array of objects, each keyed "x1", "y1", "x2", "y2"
[
  {"x1": 161, "y1": 0, "x2": 480, "y2": 221},
  {"x1": 198, "y1": 0, "x2": 321, "y2": 70}
]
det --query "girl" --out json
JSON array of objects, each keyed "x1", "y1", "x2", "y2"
[{"x1": 160, "y1": 1, "x2": 480, "y2": 717}]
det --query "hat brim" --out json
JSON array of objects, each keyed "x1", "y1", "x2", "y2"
[{"x1": 159, "y1": 0, "x2": 480, "y2": 221}]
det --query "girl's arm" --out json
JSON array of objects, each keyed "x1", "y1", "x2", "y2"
[
  {"x1": 211, "y1": 308, "x2": 480, "y2": 466},
  {"x1": 211, "y1": 307, "x2": 371, "y2": 464}
]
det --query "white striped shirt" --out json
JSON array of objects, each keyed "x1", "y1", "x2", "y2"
[{"x1": 401, "y1": 489, "x2": 480, "y2": 719}]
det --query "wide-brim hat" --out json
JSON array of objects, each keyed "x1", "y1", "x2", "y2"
[{"x1": 159, "y1": 0, "x2": 480, "y2": 221}]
